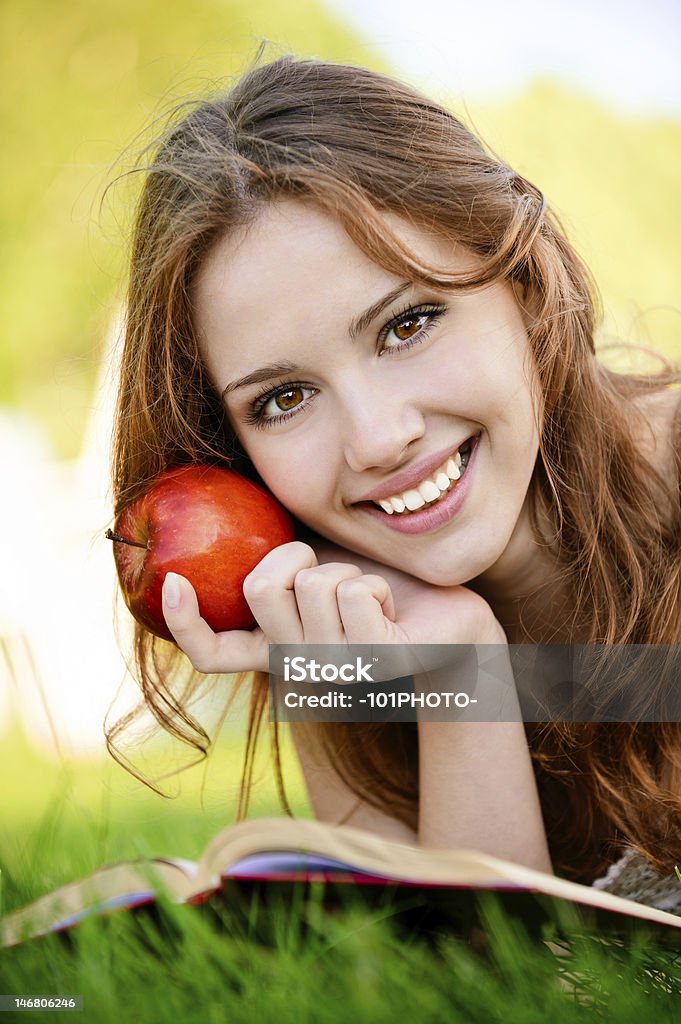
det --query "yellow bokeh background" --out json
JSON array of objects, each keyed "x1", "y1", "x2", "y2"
[{"x1": 2, "y1": 2, "x2": 679, "y2": 458}]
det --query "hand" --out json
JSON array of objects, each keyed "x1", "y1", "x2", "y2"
[
  {"x1": 161, "y1": 540, "x2": 390, "y2": 674},
  {"x1": 312, "y1": 542, "x2": 506, "y2": 645},
  {"x1": 311, "y1": 540, "x2": 507, "y2": 681},
  {"x1": 161, "y1": 539, "x2": 504, "y2": 676}
]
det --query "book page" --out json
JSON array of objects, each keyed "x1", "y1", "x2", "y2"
[
  {"x1": 195, "y1": 817, "x2": 681, "y2": 930},
  {"x1": 1, "y1": 858, "x2": 199, "y2": 948}
]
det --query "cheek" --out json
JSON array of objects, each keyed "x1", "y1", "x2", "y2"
[
  {"x1": 481, "y1": 354, "x2": 539, "y2": 438},
  {"x1": 244, "y1": 438, "x2": 334, "y2": 521}
]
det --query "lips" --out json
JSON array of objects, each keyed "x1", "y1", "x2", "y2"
[
  {"x1": 354, "y1": 434, "x2": 479, "y2": 506},
  {"x1": 354, "y1": 433, "x2": 481, "y2": 536}
]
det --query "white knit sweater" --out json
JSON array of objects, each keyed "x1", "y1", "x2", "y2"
[{"x1": 592, "y1": 848, "x2": 681, "y2": 915}]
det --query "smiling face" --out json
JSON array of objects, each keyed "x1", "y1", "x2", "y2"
[{"x1": 192, "y1": 199, "x2": 543, "y2": 588}]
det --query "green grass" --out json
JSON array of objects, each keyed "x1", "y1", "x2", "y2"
[
  {"x1": 0, "y1": 718, "x2": 310, "y2": 905},
  {"x1": 2, "y1": 867, "x2": 681, "y2": 1023},
  {"x1": 2, "y1": 724, "x2": 681, "y2": 1022}
]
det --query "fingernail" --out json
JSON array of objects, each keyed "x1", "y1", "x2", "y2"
[{"x1": 164, "y1": 573, "x2": 181, "y2": 609}]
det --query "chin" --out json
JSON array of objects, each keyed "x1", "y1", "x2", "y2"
[
  {"x1": 401, "y1": 540, "x2": 508, "y2": 588},
  {"x1": 414, "y1": 565, "x2": 481, "y2": 588}
]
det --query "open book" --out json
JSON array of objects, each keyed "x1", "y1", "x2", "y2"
[{"x1": 3, "y1": 817, "x2": 681, "y2": 948}]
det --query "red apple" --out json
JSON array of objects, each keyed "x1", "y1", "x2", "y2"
[{"x1": 106, "y1": 464, "x2": 295, "y2": 642}]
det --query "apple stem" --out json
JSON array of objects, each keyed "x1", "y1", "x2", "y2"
[{"x1": 105, "y1": 528, "x2": 148, "y2": 550}]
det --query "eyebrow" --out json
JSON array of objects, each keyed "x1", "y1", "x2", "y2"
[
  {"x1": 221, "y1": 281, "x2": 412, "y2": 399},
  {"x1": 347, "y1": 281, "x2": 411, "y2": 341}
]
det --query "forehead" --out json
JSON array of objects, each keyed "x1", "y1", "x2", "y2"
[
  {"x1": 195, "y1": 200, "x2": 375, "y2": 306},
  {"x1": 192, "y1": 200, "x2": 461, "y2": 337}
]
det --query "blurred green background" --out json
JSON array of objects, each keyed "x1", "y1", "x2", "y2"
[
  {"x1": 2, "y1": 0, "x2": 680, "y2": 459},
  {"x1": 0, "y1": 0, "x2": 679, "y2": 878}
]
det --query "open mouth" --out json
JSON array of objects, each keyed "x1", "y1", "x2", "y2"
[{"x1": 357, "y1": 435, "x2": 478, "y2": 517}]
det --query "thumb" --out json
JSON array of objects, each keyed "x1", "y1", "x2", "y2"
[{"x1": 162, "y1": 573, "x2": 267, "y2": 674}]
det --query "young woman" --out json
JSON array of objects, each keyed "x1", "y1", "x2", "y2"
[{"x1": 108, "y1": 55, "x2": 681, "y2": 904}]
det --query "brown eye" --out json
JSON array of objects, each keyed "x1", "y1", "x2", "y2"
[
  {"x1": 393, "y1": 314, "x2": 426, "y2": 342},
  {"x1": 380, "y1": 304, "x2": 446, "y2": 356},
  {"x1": 274, "y1": 387, "x2": 304, "y2": 411},
  {"x1": 251, "y1": 381, "x2": 317, "y2": 427}
]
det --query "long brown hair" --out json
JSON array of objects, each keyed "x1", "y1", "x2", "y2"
[{"x1": 106, "y1": 54, "x2": 681, "y2": 884}]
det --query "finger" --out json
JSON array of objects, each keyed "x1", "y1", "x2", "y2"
[
  {"x1": 242, "y1": 541, "x2": 318, "y2": 645},
  {"x1": 162, "y1": 572, "x2": 265, "y2": 673},
  {"x1": 292, "y1": 563, "x2": 364, "y2": 643},
  {"x1": 336, "y1": 574, "x2": 397, "y2": 644}
]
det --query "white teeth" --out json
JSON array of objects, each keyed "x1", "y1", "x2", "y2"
[
  {"x1": 403, "y1": 489, "x2": 426, "y2": 511},
  {"x1": 418, "y1": 480, "x2": 441, "y2": 503},
  {"x1": 370, "y1": 438, "x2": 474, "y2": 515}
]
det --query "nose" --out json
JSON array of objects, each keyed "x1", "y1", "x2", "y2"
[{"x1": 341, "y1": 382, "x2": 425, "y2": 473}]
